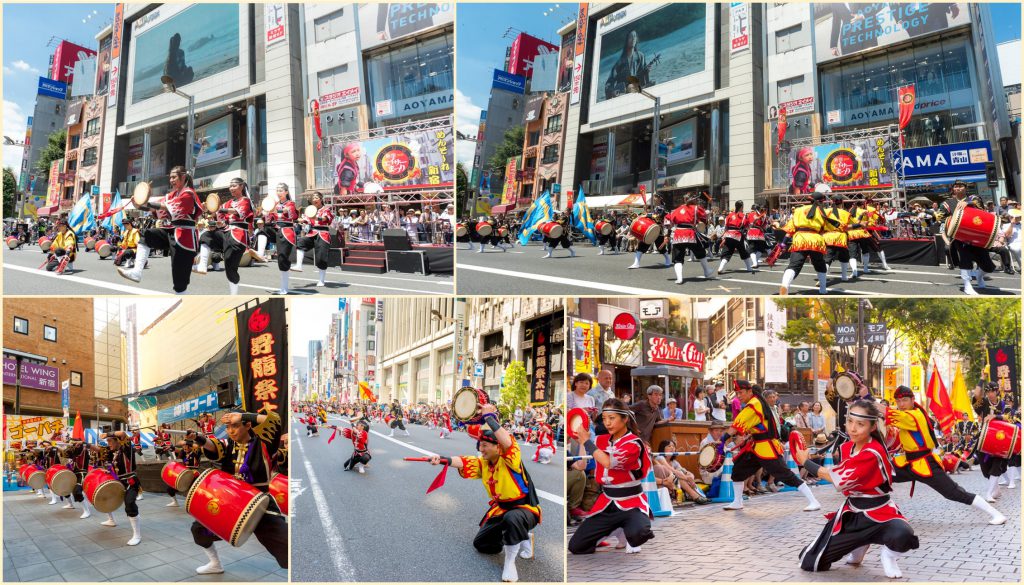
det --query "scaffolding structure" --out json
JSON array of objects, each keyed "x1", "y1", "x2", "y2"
[{"x1": 776, "y1": 124, "x2": 906, "y2": 210}]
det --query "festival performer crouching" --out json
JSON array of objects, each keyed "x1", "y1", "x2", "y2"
[
  {"x1": 440, "y1": 409, "x2": 453, "y2": 439},
  {"x1": 295, "y1": 192, "x2": 336, "y2": 287},
  {"x1": 716, "y1": 200, "x2": 754, "y2": 275},
  {"x1": 166, "y1": 432, "x2": 202, "y2": 508},
  {"x1": 427, "y1": 404, "x2": 540, "y2": 582},
  {"x1": 719, "y1": 380, "x2": 821, "y2": 511},
  {"x1": 479, "y1": 216, "x2": 509, "y2": 253},
  {"x1": 458, "y1": 217, "x2": 481, "y2": 251},
  {"x1": 44, "y1": 219, "x2": 77, "y2": 274},
  {"x1": 191, "y1": 409, "x2": 288, "y2": 574},
  {"x1": 886, "y1": 385, "x2": 1005, "y2": 524},
  {"x1": 595, "y1": 213, "x2": 618, "y2": 255},
  {"x1": 779, "y1": 190, "x2": 834, "y2": 295},
  {"x1": 388, "y1": 401, "x2": 411, "y2": 437},
  {"x1": 118, "y1": 166, "x2": 203, "y2": 294},
  {"x1": 567, "y1": 399, "x2": 653, "y2": 555},
  {"x1": 113, "y1": 218, "x2": 140, "y2": 268},
  {"x1": 97, "y1": 431, "x2": 143, "y2": 546},
  {"x1": 337, "y1": 418, "x2": 371, "y2": 474},
  {"x1": 542, "y1": 212, "x2": 576, "y2": 258},
  {"x1": 794, "y1": 400, "x2": 919, "y2": 578}
]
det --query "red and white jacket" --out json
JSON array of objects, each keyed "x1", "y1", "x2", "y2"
[
  {"x1": 665, "y1": 205, "x2": 707, "y2": 244},
  {"x1": 825, "y1": 439, "x2": 904, "y2": 533},
  {"x1": 341, "y1": 427, "x2": 369, "y2": 454},
  {"x1": 441, "y1": 412, "x2": 452, "y2": 432},
  {"x1": 745, "y1": 211, "x2": 769, "y2": 241},
  {"x1": 270, "y1": 200, "x2": 299, "y2": 245},
  {"x1": 165, "y1": 186, "x2": 204, "y2": 251},
  {"x1": 723, "y1": 211, "x2": 748, "y2": 241},
  {"x1": 218, "y1": 196, "x2": 254, "y2": 245},
  {"x1": 308, "y1": 205, "x2": 335, "y2": 243},
  {"x1": 590, "y1": 432, "x2": 652, "y2": 516}
]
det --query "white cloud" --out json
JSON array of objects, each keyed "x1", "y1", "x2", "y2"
[
  {"x1": 3, "y1": 100, "x2": 28, "y2": 172},
  {"x1": 456, "y1": 88, "x2": 484, "y2": 168},
  {"x1": 10, "y1": 60, "x2": 40, "y2": 74},
  {"x1": 3, "y1": 66, "x2": 12, "y2": 75}
]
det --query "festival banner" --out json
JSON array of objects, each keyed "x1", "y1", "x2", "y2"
[
  {"x1": 763, "y1": 300, "x2": 788, "y2": 384},
  {"x1": 570, "y1": 3, "x2": 589, "y2": 105},
  {"x1": 571, "y1": 319, "x2": 602, "y2": 378},
  {"x1": 530, "y1": 324, "x2": 552, "y2": 405},
  {"x1": 501, "y1": 157, "x2": 520, "y2": 206},
  {"x1": 235, "y1": 299, "x2": 288, "y2": 416},
  {"x1": 3, "y1": 415, "x2": 67, "y2": 445},
  {"x1": 883, "y1": 366, "x2": 899, "y2": 404},
  {"x1": 925, "y1": 362, "x2": 955, "y2": 434},
  {"x1": 909, "y1": 363, "x2": 924, "y2": 396},
  {"x1": 332, "y1": 128, "x2": 454, "y2": 191},
  {"x1": 988, "y1": 345, "x2": 1019, "y2": 395},
  {"x1": 788, "y1": 137, "x2": 893, "y2": 190}
]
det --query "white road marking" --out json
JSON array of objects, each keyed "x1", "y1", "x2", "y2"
[
  {"x1": 295, "y1": 431, "x2": 356, "y2": 580},
  {"x1": 457, "y1": 264, "x2": 677, "y2": 295},
  {"x1": 4, "y1": 264, "x2": 167, "y2": 294}
]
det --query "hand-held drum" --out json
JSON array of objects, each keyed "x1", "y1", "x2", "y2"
[
  {"x1": 38, "y1": 237, "x2": 52, "y2": 252},
  {"x1": 260, "y1": 195, "x2": 277, "y2": 214},
  {"x1": 6, "y1": 236, "x2": 19, "y2": 249},
  {"x1": 540, "y1": 222, "x2": 564, "y2": 240},
  {"x1": 497, "y1": 226, "x2": 509, "y2": 239},
  {"x1": 595, "y1": 220, "x2": 614, "y2": 236},
  {"x1": 45, "y1": 464, "x2": 76, "y2": 496},
  {"x1": 186, "y1": 468, "x2": 271, "y2": 547},
  {"x1": 945, "y1": 206, "x2": 1000, "y2": 249},
  {"x1": 85, "y1": 237, "x2": 96, "y2": 251},
  {"x1": 978, "y1": 419, "x2": 1021, "y2": 459},
  {"x1": 452, "y1": 387, "x2": 490, "y2": 423},
  {"x1": 83, "y1": 468, "x2": 126, "y2": 513},
  {"x1": 268, "y1": 473, "x2": 288, "y2": 515},
  {"x1": 834, "y1": 372, "x2": 862, "y2": 400},
  {"x1": 475, "y1": 221, "x2": 493, "y2": 237},
  {"x1": 941, "y1": 453, "x2": 960, "y2": 473},
  {"x1": 95, "y1": 239, "x2": 112, "y2": 258},
  {"x1": 161, "y1": 461, "x2": 198, "y2": 493},
  {"x1": 698, "y1": 444, "x2": 724, "y2": 473},
  {"x1": 566, "y1": 408, "x2": 590, "y2": 441},
  {"x1": 630, "y1": 216, "x2": 661, "y2": 245}
]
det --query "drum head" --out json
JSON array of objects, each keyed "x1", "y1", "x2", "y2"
[
  {"x1": 132, "y1": 182, "x2": 152, "y2": 207},
  {"x1": 93, "y1": 481, "x2": 126, "y2": 513},
  {"x1": 455, "y1": 225, "x2": 468, "y2": 237},
  {"x1": 304, "y1": 205, "x2": 318, "y2": 218},
  {"x1": 228, "y1": 493, "x2": 271, "y2": 547},
  {"x1": 239, "y1": 249, "x2": 254, "y2": 267},
  {"x1": 477, "y1": 223, "x2": 493, "y2": 237},
  {"x1": 7, "y1": 238, "x2": 18, "y2": 249},
  {"x1": 206, "y1": 193, "x2": 221, "y2": 213},
  {"x1": 566, "y1": 408, "x2": 589, "y2": 441},
  {"x1": 96, "y1": 241, "x2": 112, "y2": 258},
  {"x1": 697, "y1": 444, "x2": 718, "y2": 467},
  {"x1": 50, "y1": 470, "x2": 76, "y2": 497},
  {"x1": 26, "y1": 471, "x2": 45, "y2": 490},
  {"x1": 177, "y1": 468, "x2": 198, "y2": 493},
  {"x1": 261, "y1": 196, "x2": 277, "y2": 213},
  {"x1": 452, "y1": 387, "x2": 481, "y2": 422},
  {"x1": 643, "y1": 224, "x2": 661, "y2": 245},
  {"x1": 834, "y1": 373, "x2": 858, "y2": 399}
]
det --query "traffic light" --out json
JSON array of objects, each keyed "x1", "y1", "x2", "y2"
[{"x1": 985, "y1": 162, "x2": 998, "y2": 187}]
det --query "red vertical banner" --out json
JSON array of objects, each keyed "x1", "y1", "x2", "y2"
[
  {"x1": 235, "y1": 299, "x2": 288, "y2": 416},
  {"x1": 897, "y1": 85, "x2": 915, "y2": 147},
  {"x1": 925, "y1": 361, "x2": 955, "y2": 434},
  {"x1": 530, "y1": 325, "x2": 552, "y2": 405}
]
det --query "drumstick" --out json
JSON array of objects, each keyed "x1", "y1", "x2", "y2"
[{"x1": 403, "y1": 457, "x2": 433, "y2": 462}]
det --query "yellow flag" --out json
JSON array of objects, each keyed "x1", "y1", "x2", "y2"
[
  {"x1": 950, "y1": 363, "x2": 976, "y2": 422},
  {"x1": 835, "y1": 362, "x2": 846, "y2": 373}
]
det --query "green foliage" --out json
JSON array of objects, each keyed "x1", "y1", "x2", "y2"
[
  {"x1": 498, "y1": 360, "x2": 529, "y2": 422},
  {"x1": 35, "y1": 130, "x2": 67, "y2": 176},
  {"x1": 456, "y1": 162, "x2": 470, "y2": 214},
  {"x1": 3, "y1": 167, "x2": 18, "y2": 218},
  {"x1": 487, "y1": 126, "x2": 525, "y2": 180}
]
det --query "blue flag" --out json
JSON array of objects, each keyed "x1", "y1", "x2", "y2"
[
  {"x1": 517, "y1": 191, "x2": 553, "y2": 245},
  {"x1": 68, "y1": 193, "x2": 97, "y2": 237},
  {"x1": 571, "y1": 184, "x2": 596, "y2": 244},
  {"x1": 101, "y1": 190, "x2": 124, "y2": 232}
]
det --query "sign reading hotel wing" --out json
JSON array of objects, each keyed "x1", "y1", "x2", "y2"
[
  {"x1": 642, "y1": 333, "x2": 705, "y2": 371},
  {"x1": 814, "y1": 3, "x2": 970, "y2": 63}
]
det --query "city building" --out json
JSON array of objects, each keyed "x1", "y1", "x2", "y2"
[
  {"x1": 22, "y1": 84, "x2": 67, "y2": 210},
  {"x1": 62, "y1": 93, "x2": 107, "y2": 202},
  {"x1": 513, "y1": 91, "x2": 570, "y2": 206},
  {"x1": 378, "y1": 297, "x2": 456, "y2": 404},
  {"x1": 463, "y1": 297, "x2": 565, "y2": 405},
  {"x1": 761, "y1": 3, "x2": 1018, "y2": 204}
]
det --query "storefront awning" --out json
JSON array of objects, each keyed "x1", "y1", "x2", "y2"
[
  {"x1": 36, "y1": 205, "x2": 60, "y2": 216},
  {"x1": 903, "y1": 174, "x2": 987, "y2": 188},
  {"x1": 585, "y1": 194, "x2": 649, "y2": 208},
  {"x1": 490, "y1": 204, "x2": 515, "y2": 214}
]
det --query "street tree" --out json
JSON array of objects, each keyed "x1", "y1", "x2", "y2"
[
  {"x1": 35, "y1": 129, "x2": 67, "y2": 176},
  {"x1": 456, "y1": 162, "x2": 469, "y2": 213},
  {"x1": 486, "y1": 126, "x2": 525, "y2": 184},
  {"x1": 498, "y1": 360, "x2": 529, "y2": 422},
  {"x1": 3, "y1": 167, "x2": 18, "y2": 218}
]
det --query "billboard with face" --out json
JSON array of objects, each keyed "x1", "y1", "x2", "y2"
[
  {"x1": 814, "y1": 3, "x2": 970, "y2": 63},
  {"x1": 330, "y1": 128, "x2": 455, "y2": 192},
  {"x1": 130, "y1": 3, "x2": 241, "y2": 103}
]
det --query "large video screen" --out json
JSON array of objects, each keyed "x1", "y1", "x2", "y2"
[
  {"x1": 814, "y1": 3, "x2": 970, "y2": 63},
  {"x1": 131, "y1": 4, "x2": 240, "y2": 103},
  {"x1": 595, "y1": 3, "x2": 707, "y2": 103}
]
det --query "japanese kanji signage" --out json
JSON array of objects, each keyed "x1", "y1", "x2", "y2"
[
  {"x1": 236, "y1": 299, "x2": 288, "y2": 416},
  {"x1": 157, "y1": 391, "x2": 219, "y2": 423},
  {"x1": 988, "y1": 345, "x2": 1018, "y2": 395},
  {"x1": 3, "y1": 415, "x2": 67, "y2": 447},
  {"x1": 530, "y1": 324, "x2": 552, "y2": 405}
]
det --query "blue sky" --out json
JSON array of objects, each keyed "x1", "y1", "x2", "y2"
[{"x1": 2, "y1": 3, "x2": 114, "y2": 170}]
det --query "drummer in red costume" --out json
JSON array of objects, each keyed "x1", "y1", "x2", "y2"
[
  {"x1": 295, "y1": 192, "x2": 336, "y2": 288},
  {"x1": 716, "y1": 200, "x2": 755, "y2": 275},
  {"x1": 532, "y1": 420, "x2": 556, "y2": 464},
  {"x1": 568, "y1": 398, "x2": 653, "y2": 555},
  {"x1": 340, "y1": 418, "x2": 372, "y2": 474},
  {"x1": 96, "y1": 432, "x2": 143, "y2": 546},
  {"x1": 118, "y1": 166, "x2": 203, "y2": 293},
  {"x1": 663, "y1": 198, "x2": 714, "y2": 281},
  {"x1": 885, "y1": 385, "x2": 1005, "y2": 524},
  {"x1": 627, "y1": 207, "x2": 672, "y2": 270},
  {"x1": 166, "y1": 432, "x2": 202, "y2": 508},
  {"x1": 427, "y1": 404, "x2": 539, "y2": 582},
  {"x1": 719, "y1": 380, "x2": 821, "y2": 511},
  {"x1": 936, "y1": 181, "x2": 996, "y2": 295},
  {"x1": 745, "y1": 204, "x2": 772, "y2": 268},
  {"x1": 440, "y1": 409, "x2": 453, "y2": 439},
  {"x1": 794, "y1": 401, "x2": 919, "y2": 578},
  {"x1": 191, "y1": 409, "x2": 287, "y2": 574}
]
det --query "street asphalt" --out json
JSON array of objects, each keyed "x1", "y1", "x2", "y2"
[
  {"x1": 290, "y1": 413, "x2": 564, "y2": 582},
  {"x1": 456, "y1": 242, "x2": 1023, "y2": 297}
]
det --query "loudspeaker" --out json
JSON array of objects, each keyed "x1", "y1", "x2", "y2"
[
  {"x1": 387, "y1": 250, "x2": 428, "y2": 274},
  {"x1": 383, "y1": 228, "x2": 413, "y2": 251}
]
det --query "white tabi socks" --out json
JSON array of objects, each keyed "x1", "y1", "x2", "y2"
[
  {"x1": 817, "y1": 272, "x2": 828, "y2": 295},
  {"x1": 700, "y1": 258, "x2": 713, "y2": 278},
  {"x1": 798, "y1": 482, "x2": 821, "y2": 511},
  {"x1": 79, "y1": 499, "x2": 92, "y2": 519},
  {"x1": 974, "y1": 268, "x2": 988, "y2": 290},
  {"x1": 316, "y1": 269, "x2": 327, "y2": 287},
  {"x1": 256, "y1": 234, "x2": 268, "y2": 259},
  {"x1": 840, "y1": 262, "x2": 850, "y2": 281},
  {"x1": 751, "y1": 252, "x2": 759, "y2": 268},
  {"x1": 478, "y1": 243, "x2": 486, "y2": 253},
  {"x1": 569, "y1": 246, "x2": 576, "y2": 258},
  {"x1": 662, "y1": 252, "x2": 671, "y2": 266},
  {"x1": 985, "y1": 475, "x2": 1002, "y2": 502},
  {"x1": 780, "y1": 269, "x2": 797, "y2": 295},
  {"x1": 598, "y1": 245, "x2": 605, "y2": 255},
  {"x1": 62, "y1": 497, "x2": 74, "y2": 509},
  {"x1": 850, "y1": 257, "x2": 859, "y2": 278},
  {"x1": 119, "y1": 244, "x2": 150, "y2": 282},
  {"x1": 961, "y1": 269, "x2": 978, "y2": 295},
  {"x1": 845, "y1": 544, "x2": 869, "y2": 565},
  {"x1": 743, "y1": 256, "x2": 754, "y2": 273},
  {"x1": 723, "y1": 481, "x2": 745, "y2": 510},
  {"x1": 228, "y1": 282, "x2": 239, "y2": 295},
  {"x1": 277, "y1": 271, "x2": 290, "y2": 295},
  {"x1": 292, "y1": 249, "x2": 305, "y2": 272},
  {"x1": 880, "y1": 546, "x2": 903, "y2": 578},
  {"x1": 717, "y1": 258, "x2": 728, "y2": 274},
  {"x1": 674, "y1": 263, "x2": 684, "y2": 284},
  {"x1": 502, "y1": 543, "x2": 521, "y2": 582},
  {"x1": 627, "y1": 251, "x2": 642, "y2": 269},
  {"x1": 196, "y1": 544, "x2": 225, "y2": 574},
  {"x1": 861, "y1": 252, "x2": 872, "y2": 273},
  {"x1": 519, "y1": 533, "x2": 534, "y2": 559},
  {"x1": 101, "y1": 512, "x2": 117, "y2": 527},
  {"x1": 193, "y1": 244, "x2": 210, "y2": 274},
  {"x1": 127, "y1": 516, "x2": 141, "y2": 546},
  {"x1": 542, "y1": 245, "x2": 552, "y2": 259},
  {"x1": 49, "y1": 492, "x2": 58, "y2": 505},
  {"x1": 971, "y1": 494, "x2": 1006, "y2": 524},
  {"x1": 166, "y1": 495, "x2": 179, "y2": 507},
  {"x1": 879, "y1": 251, "x2": 891, "y2": 270}
]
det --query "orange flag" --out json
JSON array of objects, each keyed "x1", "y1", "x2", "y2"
[
  {"x1": 925, "y1": 362, "x2": 955, "y2": 434},
  {"x1": 72, "y1": 411, "x2": 84, "y2": 441},
  {"x1": 358, "y1": 381, "x2": 377, "y2": 403}
]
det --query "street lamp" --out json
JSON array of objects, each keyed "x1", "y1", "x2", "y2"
[
  {"x1": 95, "y1": 401, "x2": 109, "y2": 436},
  {"x1": 160, "y1": 75, "x2": 195, "y2": 176},
  {"x1": 626, "y1": 75, "x2": 660, "y2": 213}
]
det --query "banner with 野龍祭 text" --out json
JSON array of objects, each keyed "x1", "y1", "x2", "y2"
[
  {"x1": 788, "y1": 137, "x2": 894, "y2": 190},
  {"x1": 530, "y1": 324, "x2": 552, "y2": 405},
  {"x1": 331, "y1": 128, "x2": 454, "y2": 191},
  {"x1": 3, "y1": 415, "x2": 67, "y2": 446},
  {"x1": 988, "y1": 345, "x2": 1018, "y2": 395},
  {"x1": 235, "y1": 299, "x2": 288, "y2": 416}
]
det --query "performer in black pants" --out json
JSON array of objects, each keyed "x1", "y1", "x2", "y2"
[
  {"x1": 975, "y1": 383, "x2": 1013, "y2": 505},
  {"x1": 62, "y1": 439, "x2": 93, "y2": 519},
  {"x1": 97, "y1": 432, "x2": 143, "y2": 546},
  {"x1": 295, "y1": 192, "x2": 336, "y2": 287},
  {"x1": 266, "y1": 183, "x2": 299, "y2": 295}
]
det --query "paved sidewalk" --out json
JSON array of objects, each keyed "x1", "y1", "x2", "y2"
[
  {"x1": 3, "y1": 489, "x2": 287, "y2": 582},
  {"x1": 569, "y1": 469, "x2": 1020, "y2": 582}
]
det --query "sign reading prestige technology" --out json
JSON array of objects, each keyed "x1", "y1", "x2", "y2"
[{"x1": 814, "y1": 3, "x2": 970, "y2": 63}]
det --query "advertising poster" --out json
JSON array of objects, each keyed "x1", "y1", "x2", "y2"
[
  {"x1": 50, "y1": 40, "x2": 96, "y2": 85},
  {"x1": 814, "y1": 3, "x2": 969, "y2": 63},
  {"x1": 501, "y1": 156, "x2": 520, "y2": 205},
  {"x1": 730, "y1": 2, "x2": 749, "y2": 53},
  {"x1": 149, "y1": 141, "x2": 167, "y2": 178},
  {"x1": 570, "y1": 3, "x2": 589, "y2": 105},
  {"x1": 359, "y1": 3, "x2": 453, "y2": 49},
  {"x1": 3, "y1": 416, "x2": 67, "y2": 445},
  {"x1": 508, "y1": 33, "x2": 559, "y2": 77},
  {"x1": 157, "y1": 391, "x2": 219, "y2": 423},
  {"x1": 131, "y1": 3, "x2": 240, "y2": 103},
  {"x1": 642, "y1": 332, "x2": 706, "y2": 371},
  {"x1": 661, "y1": 118, "x2": 696, "y2": 164},
  {"x1": 194, "y1": 116, "x2": 233, "y2": 167},
  {"x1": 265, "y1": 3, "x2": 287, "y2": 46},
  {"x1": 45, "y1": 159, "x2": 62, "y2": 208},
  {"x1": 613, "y1": 141, "x2": 631, "y2": 178},
  {"x1": 596, "y1": 3, "x2": 707, "y2": 103},
  {"x1": 571, "y1": 319, "x2": 601, "y2": 377},
  {"x1": 788, "y1": 137, "x2": 894, "y2": 191},
  {"x1": 332, "y1": 127, "x2": 454, "y2": 191}
]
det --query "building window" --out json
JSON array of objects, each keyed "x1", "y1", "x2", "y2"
[
  {"x1": 777, "y1": 76, "x2": 804, "y2": 104},
  {"x1": 55, "y1": 104, "x2": 61, "y2": 115},
  {"x1": 314, "y1": 9, "x2": 346, "y2": 43},
  {"x1": 317, "y1": 64, "x2": 350, "y2": 98},
  {"x1": 70, "y1": 134, "x2": 81, "y2": 149},
  {"x1": 527, "y1": 130, "x2": 540, "y2": 146},
  {"x1": 775, "y1": 24, "x2": 801, "y2": 53},
  {"x1": 365, "y1": 31, "x2": 454, "y2": 125},
  {"x1": 542, "y1": 144, "x2": 559, "y2": 164},
  {"x1": 545, "y1": 114, "x2": 562, "y2": 134},
  {"x1": 71, "y1": 371, "x2": 82, "y2": 387},
  {"x1": 84, "y1": 118, "x2": 100, "y2": 137},
  {"x1": 82, "y1": 147, "x2": 98, "y2": 167},
  {"x1": 13, "y1": 317, "x2": 28, "y2": 335},
  {"x1": 66, "y1": 159, "x2": 78, "y2": 172},
  {"x1": 43, "y1": 325, "x2": 57, "y2": 342}
]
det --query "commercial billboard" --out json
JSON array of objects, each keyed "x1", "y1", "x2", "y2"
[
  {"x1": 569, "y1": 3, "x2": 589, "y2": 105},
  {"x1": 500, "y1": 156, "x2": 520, "y2": 205},
  {"x1": 37, "y1": 77, "x2": 68, "y2": 100},
  {"x1": 661, "y1": 118, "x2": 697, "y2": 164},
  {"x1": 50, "y1": 40, "x2": 97, "y2": 85},
  {"x1": 130, "y1": 3, "x2": 241, "y2": 103},
  {"x1": 70, "y1": 58, "x2": 97, "y2": 97},
  {"x1": 508, "y1": 33, "x2": 559, "y2": 77},
  {"x1": 359, "y1": 3, "x2": 454, "y2": 50},
  {"x1": 641, "y1": 332, "x2": 706, "y2": 371},
  {"x1": 892, "y1": 140, "x2": 991, "y2": 178},
  {"x1": 492, "y1": 69, "x2": 526, "y2": 95},
  {"x1": 3, "y1": 358, "x2": 61, "y2": 392},
  {"x1": 194, "y1": 115, "x2": 233, "y2": 167},
  {"x1": 814, "y1": 3, "x2": 970, "y2": 63},
  {"x1": 788, "y1": 137, "x2": 895, "y2": 191},
  {"x1": 331, "y1": 127, "x2": 454, "y2": 191}
]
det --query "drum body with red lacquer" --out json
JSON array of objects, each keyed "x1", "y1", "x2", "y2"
[
  {"x1": 20, "y1": 464, "x2": 45, "y2": 490},
  {"x1": 455, "y1": 223, "x2": 468, "y2": 238},
  {"x1": 45, "y1": 464, "x2": 76, "y2": 496},
  {"x1": 475, "y1": 221, "x2": 493, "y2": 237},
  {"x1": 540, "y1": 222, "x2": 564, "y2": 240},
  {"x1": 186, "y1": 468, "x2": 271, "y2": 547},
  {"x1": 595, "y1": 220, "x2": 614, "y2": 236},
  {"x1": 978, "y1": 419, "x2": 1021, "y2": 459},
  {"x1": 945, "y1": 206, "x2": 1000, "y2": 248},
  {"x1": 83, "y1": 468, "x2": 126, "y2": 513},
  {"x1": 630, "y1": 217, "x2": 661, "y2": 245},
  {"x1": 697, "y1": 444, "x2": 724, "y2": 473},
  {"x1": 161, "y1": 461, "x2": 198, "y2": 493},
  {"x1": 268, "y1": 473, "x2": 288, "y2": 515},
  {"x1": 95, "y1": 239, "x2": 112, "y2": 258}
]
